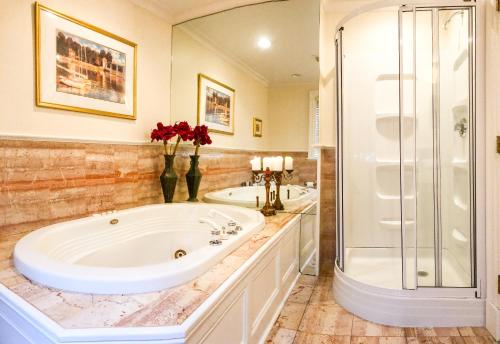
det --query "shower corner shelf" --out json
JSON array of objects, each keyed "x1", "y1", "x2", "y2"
[
  {"x1": 379, "y1": 219, "x2": 415, "y2": 229},
  {"x1": 376, "y1": 193, "x2": 414, "y2": 201},
  {"x1": 452, "y1": 158, "x2": 468, "y2": 169},
  {"x1": 376, "y1": 113, "x2": 414, "y2": 121},
  {"x1": 453, "y1": 48, "x2": 468, "y2": 72},
  {"x1": 375, "y1": 73, "x2": 414, "y2": 81}
]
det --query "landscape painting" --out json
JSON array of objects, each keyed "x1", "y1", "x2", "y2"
[
  {"x1": 205, "y1": 86, "x2": 231, "y2": 126},
  {"x1": 56, "y1": 30, "x2": 126, "y2": 104},
  {"x1": 36, "y1": 3, "x2": 137, "y2": 119},
  {"x1": 198, "y1": 74, "x2": 235, "y2": 135}
]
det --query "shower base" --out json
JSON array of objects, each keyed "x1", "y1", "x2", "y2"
[
  {"x1": 333, "y1": 251, "x2": 484, "y2": 327},
  {"x1": 344, "y1": 247, "x2": 470, "y2": 289}
]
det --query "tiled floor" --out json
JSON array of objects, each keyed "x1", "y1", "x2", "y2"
[{"x1": 266, "y1": 270, "x2": 496, "y2": 344}]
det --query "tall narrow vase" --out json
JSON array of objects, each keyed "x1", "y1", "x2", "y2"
[
  {"x1": 160, "y1": 154, "x2": 177, "y2": 203},
  {"x1": 186, "y1": 155, "x2": 202, "y2": 202}
]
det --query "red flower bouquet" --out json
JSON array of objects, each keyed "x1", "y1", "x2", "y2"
[
  {"x1": 150, "y1": 121, "x2": 193, "y2": 156},
  {"x1": 192, "y1": 125, "x2": 212, "y2": 155}
]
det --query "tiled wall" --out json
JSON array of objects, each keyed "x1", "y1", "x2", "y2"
[
  {"x1": 319, "y1": 147, "x2": 336, "y2": 275},
  {"x1": 0, "y1": 139, "x2": 317, "y2": 245}
]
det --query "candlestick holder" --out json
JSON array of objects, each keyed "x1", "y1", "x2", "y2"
[
  {"x1": 272, "y1": 169, "x2": 294, "y2": 211},
  {"x1": 252, "y1": 168, "x2": 276, "y2": 216}
]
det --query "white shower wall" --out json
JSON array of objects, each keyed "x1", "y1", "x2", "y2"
[{"x1": 341, "y1": 5, "x2": 473, "y2": 288}]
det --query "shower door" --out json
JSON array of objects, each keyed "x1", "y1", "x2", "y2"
[
  {"x1": 400, "y1": 5, "x2": 475, "y2": 289},
  {"x1": 336, "y1": 3, "x2": 476, "y2": 291}
]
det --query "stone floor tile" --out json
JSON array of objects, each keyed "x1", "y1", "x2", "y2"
[
  {"x1": 298, "y1": 304, "x2": 353, "y2": 336},
  {"x1": 405, "y1": 328, "x2": 461, "y2": 337},
  {"x1": 297, "y1": 274, "x2": 319, "y2": 286},
  {"x1": 457, "y1": 328, "x2": 492, "y2": 337},
  {"x1": 406, "y1": 337, "x2": 465, "y2": 344},
  {"x1": 276, "y1": 302, "x2": 307, "y2": 330},
  {"x1": 351, "y1": 316, "x2": 405, "y2": 337},
  {"x1": 351, "y1": 336, "x2": 407, "y2": 344},
  {"x1": 293, "y1": 332, "x2": 350, "y2": 344},
  {"x1": 288, "y1": 284, "x2": 314, "y2": 304},
  {"x1": 309, "y1": 276, "x2": 336, "y2": 305},
  {"x1": 266, "y1": 325, "x2": 297, "y2": 344}
]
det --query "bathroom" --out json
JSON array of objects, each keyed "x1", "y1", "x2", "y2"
[{"x1": 0, "y1": 0, "x2": 499, "y2": 343}]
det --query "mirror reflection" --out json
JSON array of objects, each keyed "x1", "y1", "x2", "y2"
[{"x1": 171, "y1": 0, "x2": 320, "y2": 275}]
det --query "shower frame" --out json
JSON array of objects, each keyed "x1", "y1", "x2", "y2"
[{"x1": 335, "y1": 0, "x2": 485, "y2": 302}]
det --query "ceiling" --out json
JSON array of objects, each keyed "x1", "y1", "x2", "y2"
[{"x1": 176, "y1": 0, "x2": 320, "y2": 85}]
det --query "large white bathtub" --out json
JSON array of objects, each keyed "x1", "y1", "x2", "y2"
[
  {"x1": 203, "y1": 185, "x2": 317, "y2": 209},
  {"x1": 13, "y1": 203, "x2": 265, "y2": 295}
]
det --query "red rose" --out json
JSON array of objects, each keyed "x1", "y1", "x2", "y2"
[
  {"x1": 193, "y1": 125, "x2": 212, "y2": 146},
  {"x1": 174, "y1": 121, "x2": 194, "y2": 141},
  {"x1": 150, "y1": 122, "x2": 176, "y2": 142}
]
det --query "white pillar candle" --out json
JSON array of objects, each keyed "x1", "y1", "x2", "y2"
[
  {"x1": 251, "y1": 157, "x2": 262, "y2": 171},
  {"x1": 263, "y1": 157, "x2": 272, "y2": 170},
  {"x1": 285, "y1": 156, "x2": 293, "y2": 170},
  {"x1": 272, "y1": 156, "x2": 283, "y2": 171}
]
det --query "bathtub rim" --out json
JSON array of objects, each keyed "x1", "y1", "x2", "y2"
[
  {"x1": 203, "y1": 185, "x2": 318, "y2": 209},
  {"x1": 13, "y1": 203, "x2": 265, "y2": 294}
]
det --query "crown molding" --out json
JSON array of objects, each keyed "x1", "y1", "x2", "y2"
[
  {"x1": 172, "y1": 0, "x2": 283, "y2": 24},
  {"x1": 130, "y1": 0, "x2": 283, "y2": 25}
]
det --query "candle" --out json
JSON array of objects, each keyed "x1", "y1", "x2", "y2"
[
  {"x1": 285, "y1": 156, "x2": 293, "y2": 171},
  {"x1": 263, "y1": 157, "x2": 272, "y2": 170},
  {"x1": 251, "y1": 157, "x2": 262, "y2": 171},
  {"x1": 272, "y1": 156, "x2": 283, "y2": 171}
]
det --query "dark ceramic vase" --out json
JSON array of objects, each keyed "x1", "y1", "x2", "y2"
[
  {"x1": 160, "y1": 155, "x2": 177, "y2": 203},
  {"x1": 186, "y1": 155, "x2": 202, "y2": 202}
]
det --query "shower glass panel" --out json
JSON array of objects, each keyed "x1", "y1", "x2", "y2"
[
  {"x1": 337, "y1": 4, "x2": 475, "y2": 291},
  {"x1": 340, "y1": 7, "x2": 404, "y2": 289},
  {"x1": 438, "y1": 8, "x2": 473, "y2": 287}
]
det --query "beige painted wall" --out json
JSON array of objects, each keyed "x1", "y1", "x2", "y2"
[
  {"x1": 170, "y1": 27, "x2": 271, "y2": 151},
  {"x1": 0, "y1": 0, "x2": 172, "y2": 143},
  {"x1": 268, "y1": 83, "x2": 317, "y2": 152},
  {"x1": 485, "y1": 0, "x2": 500, "y2": 338}
]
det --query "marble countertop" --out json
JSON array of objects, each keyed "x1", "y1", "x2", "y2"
[{"x1": 0, "y1": 201, "x2": 315, "y2": 330}]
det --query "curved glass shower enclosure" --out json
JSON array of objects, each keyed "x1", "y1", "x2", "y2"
[{"x1": 336, "y1": 3, "x2": 477, "y2": 291}]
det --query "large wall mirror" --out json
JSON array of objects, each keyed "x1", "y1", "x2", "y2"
[{"x1": 170, "y1": 0, "x2": 320, "y2": 274}]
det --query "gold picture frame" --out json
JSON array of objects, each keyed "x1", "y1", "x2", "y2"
[
  {"x1": 197, "y1": 73, "x2": 235, "y2": 135},
  {"x1": 253, "y1": 117, "x2": 263, "y2": 137},
  {"x1": 35, "y1": 2, "x2": 137, "y2": 120}
]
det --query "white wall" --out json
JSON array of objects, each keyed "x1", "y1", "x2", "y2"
[
  {"x1": 0, "y1": 0, "x2": 172, "y2": 143},
  {"x1": 170, "y1": 27, "x2": 271, "y2": 151},
  {"x1": 485, "y1": 0, "x2": 500, "y2": 339},
  {"x1": 268, "y1": 83, "x2": 317, "y2": 152}
]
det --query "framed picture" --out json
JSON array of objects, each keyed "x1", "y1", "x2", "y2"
[
  {"x1": 197, "y1": 74, "x2": 235, "y2": 135},
  {"x1": 35, "y1": 2, "x2": 137, "y2": 120},
  {"x1": 253, "y1": 117, "x2": 263, "y2": 137}
]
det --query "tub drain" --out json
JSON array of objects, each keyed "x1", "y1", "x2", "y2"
[
  {"x1": 174, "y1": 249, "x2": 187, "y2": 259},
  {"x1": 417, "y1": 270, "x2": 429, "y2": 277}
]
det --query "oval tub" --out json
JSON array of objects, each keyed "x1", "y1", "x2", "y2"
[
  {"x1": 14, "y1": 203, "x2": 265, "y2": 295},
  {"x1": 203, "y1": 185, "x2": 317, "y2": 209}
]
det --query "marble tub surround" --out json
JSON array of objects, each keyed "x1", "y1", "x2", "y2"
[
  {"x1": 0, "y1": 200, "x2": 315, "y2": 330},
  {"x1": 0, "y1": 138, "x2": 317, "y2": 246},
  {"x1": 319, "y1": 147, "x2": 336, "y2": 275}
]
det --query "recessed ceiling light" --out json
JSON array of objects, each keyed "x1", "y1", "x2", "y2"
[
  {"x1": 257, "y1": 37, "x2": 271, "y2": 50},
  {"x1": 291, "y1": 73, "x2": 302, "y2": 78}
]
